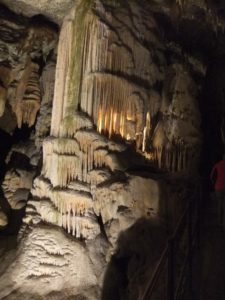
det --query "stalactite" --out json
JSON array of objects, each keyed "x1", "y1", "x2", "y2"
[
  {"x1": 53, "y1": 138, "x2": 80, "y2": 155},
  {"x1": 142, "y1": 112, "x2": 151, "y2": 152},
  {"x1": 51, "y1": 189, "x2": 92, "y2": 216},
  {"x1": 32, "y1": 176, "x2": 100, "y2": 239},
  {"x1": 33, "y1": 186, "x2": 100, "y2": 239},
  {"x1": 61, "y1": 214, "x2": 100, "y2": 239},
  {"x1": 52, "y1": 4, "x2": 156, "y2": 150},
  {"x1": 51, "y1": 153, "x2": 81, "y2": 187},
  {"x1": 85, "y1": 75, "x2": 140, "y2": 139},
  {"x1": 13, "y1": 61, "x2": 41, "y2": 128}
]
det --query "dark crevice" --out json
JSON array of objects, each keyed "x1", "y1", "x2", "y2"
[{"x1": 97, "y1": 215, "x2": 109, "y2": 242}]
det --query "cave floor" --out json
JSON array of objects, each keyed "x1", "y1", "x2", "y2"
[{"x1": 197, "y1": 193, "x2": 225, "y2": 300}]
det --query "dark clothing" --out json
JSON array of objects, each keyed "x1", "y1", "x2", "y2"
[
  {"x1": 211, "y1": 159, "x2": 225, "y2": 230},
  {"x1": 215, "y1": 190, "x2": 225, "y2": 229},
  {"x1": 211, "y1": 159, "x2": 225, "y2": 190}
]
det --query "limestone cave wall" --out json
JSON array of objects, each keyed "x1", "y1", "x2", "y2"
[{"x1": 0, "y1": 1, "x2": 224, "y2": 299}]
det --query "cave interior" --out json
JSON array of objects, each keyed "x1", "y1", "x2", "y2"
[{"x1": 0, "y1": 1, "x2": 225, "y2": 299}]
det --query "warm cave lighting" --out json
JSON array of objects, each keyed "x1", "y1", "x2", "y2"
[
  {"x1": 97, "y1": 107, "x2": 103, "y2": 133},
  {"x1": 97, "y1": 106, "x2": 127, "y2": 138},
  {"x1": 97, "y1": 106, "x2": 154, "y2": 157}
]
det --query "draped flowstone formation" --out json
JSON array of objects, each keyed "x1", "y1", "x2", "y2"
[
  {"x1": 0, "y1": 6, "x2": 57, "y2": 132},
  {"x1": 28, "y1": 1, "x2": 163, "y2": 239},
  {"x1": 0, "y1": 1, "x2": 206, "y2": 299},
  {"x1": 0, "y1": 7, "x2": 57, "y2": 226},
  {"x1": 28, "y1": 0, "x2": 203, "y2": 239}
]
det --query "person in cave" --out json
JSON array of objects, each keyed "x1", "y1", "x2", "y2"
[{"x1": 210, "y1": 154, "x2": 225, "y2": 231}]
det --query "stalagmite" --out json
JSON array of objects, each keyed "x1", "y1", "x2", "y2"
[{"x1": 51, "y1": 8, "x2": 75, "y2": 137}]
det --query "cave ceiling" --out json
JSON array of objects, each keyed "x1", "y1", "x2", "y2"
[
  {"x1": 0, "y1": 0, "x2": 77, "y2": 24},
  {"x1": 0, "y1": 0, "x2": 224, "y2": 52}
]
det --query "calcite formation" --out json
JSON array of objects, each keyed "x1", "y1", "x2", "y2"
[
  {"x1": 26, "y1": 0, "x2": 203, "y2": 266},
  {"x1": 152, "y1": 63, "x2": 202, "y2": 172},
  {"x1": 0, "y1": 0, "x2": 76, "y2": 24},
  {"x1": 0, "y1": 5, "x2": 57, "y2": 132},
  {"x1": 35, "y1": 61, "x2": 56, "y2": 149},
  {"x1": 0, "y1": 0, "x2": 211, "y2": 299},
  {"x1": 51, "y1": 0, "x2": 203, "y2": 174},
  {"x1": 2, "y1": 168, "x2": 35, "y2": 209},
  {"x1": 12, "y1": 61, "x2": 41, "y2": 128},
  {"x1": 0, "y1": 226, "x2": 99, "y2": 300}
]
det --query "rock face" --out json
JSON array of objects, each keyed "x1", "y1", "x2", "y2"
[
  {"x1": 0, "y1": 5, "x2": 57, "y2": 227},
  {"x1": 0, "y1": 4, "x2": 57, "y2": 133},
  {"x1": 0, "y1": 0, "x2": 214, "y2": 299},
  {"x1": 28, "y1": 0, "x2": 176, "y2": 242},
  {"x1": 0, "y1": 226, "x2": 99, "y2": 300},
  {"x1": 0, "y1": 0, "x2": 77, "y2": 24}
]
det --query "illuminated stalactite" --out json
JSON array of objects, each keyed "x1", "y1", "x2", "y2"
[
  {"x1": 50, "y1": 2, "x2": 163, "y2": 153},
  {"x1": 28, "y1": 0, "x2": 203, "y2": 242}
]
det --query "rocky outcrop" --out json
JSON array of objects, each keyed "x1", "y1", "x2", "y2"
[
  {"x1": 0, "y1": 0, "x2": 213, "y2": 299},
  {"x1": 0, "y1": 0, "x2": 76, "y2": 24},
  {"x1": 0, "y1": 5, "x2": 57, "y2": 133},
  {"x1": 35, "y1": 60, "x2": 56, "y2": 149},
  {"x1": 5, "y1": 1, "x2": 202, "y2": 298},
  {"x1": 0, "y1": 226, "x2": 101, "y2": 300},
  {"x1": 1, "y1": 60, "x2": 56, "y2": 215}
]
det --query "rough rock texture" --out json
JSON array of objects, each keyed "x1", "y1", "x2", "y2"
[
  {"x1": 0, "y1": 4, "x2": 57, "y2": 133},
  {"x1": 50, "y1": 0, "x2": 204, "y2": 174},
  {"x1": 35, "y1": 60, "x2": 56, "y2": 149},
  {"x1": 0, "y1": 226, "x2": 100, "y2": 300},
  {"x1": 152, "y1": 63, "x2": 203, "y2": 172},
  {"x1": 27, "y1": 1, "x2": 176, "y2": 245},
  {"x1": 2, "y1": 168, "x2": 34, "y2": 209},
  {"x1": 12, "y1": 1, "x2": 204, "y2": 298},
  {"x1": 1, "y1": 59, "x2": 56, "y2": 214},
  {"x1": 0, "y1": 0, "x2": 220, "y2": 299},
  {"x1": 0, "y1": 0, "x2": 77, "y2": 24},
  {"x1": 0, "y1": 6, "x2": 57, "y2": 221},
  {"x1": 102, "y1": 218, "x2": 167, "y2": 300}
]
